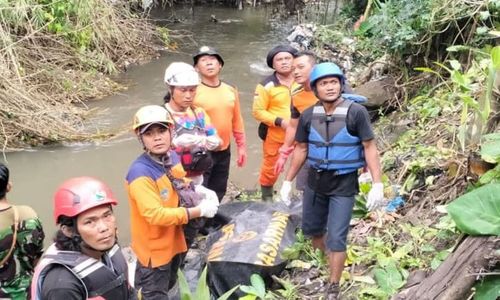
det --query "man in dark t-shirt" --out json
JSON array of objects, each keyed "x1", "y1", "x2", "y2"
[{"x1": 280, "y1": 63, "x2": 384, "y2": 299}]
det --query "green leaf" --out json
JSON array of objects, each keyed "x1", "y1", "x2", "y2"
[
  {"x1": 447, "y1": 184, "x2": 500, "y2": 235},
  {"x1": 352, "y1": 275, "x2": 376, "y2": 284},
  {"x1": 477, "y1": 26, "x2": 490, "y2": 35},
  {"x1": 373, "y1": 261, "x2": 405, "y2": 294},
  {"x1": 250, "y1": 274, "x2": 266, "y2": 298},
  {"x1": 491, "y1": 46, "x2": 500, "y2": 70},
  {"x1": 474, "y1": 276, "x2": 500, "y2": 300},
  {"x1": 449, "y1": 60, "x2": 461, "y2": 71},
  {"x1": 218, "y1": 285, "x2": 240, "y2": 300},
  {"x1": 481, "y1": 133, "x2": 500, "y2": 163},
  {"x1": 193, "y1": 266, "x2": 210, "y2": 300},
  {"x1": 447, "y1": 45, "x2": 470, "y2": 52},
  {"x1": 177, "y1": 269, "x2": 193, "y2": 300},
  {"x1": 238, "y1": 295, "x2": 257, "y2": 300},
  {"x1": 479, "y1": 167, "x2": 500, "y2": 185},
  {"x1": 240, "y1": 285, "x2": 258, "y2": 296},
  {"x1": 479, "y1": 11, "x2": 491, "y2": 20}
]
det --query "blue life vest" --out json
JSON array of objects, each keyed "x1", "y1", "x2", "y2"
[{"x1": 307, "y1": 100, "x2": 366, "y2": 174}]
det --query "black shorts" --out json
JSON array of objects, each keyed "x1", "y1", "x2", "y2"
[{"x1": 301, "y1": 185, "x2": 355, "y2": 251}]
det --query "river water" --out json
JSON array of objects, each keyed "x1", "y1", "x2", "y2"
[{"x1": 6, "y1": 5, "x2": 292, "y2": 244}]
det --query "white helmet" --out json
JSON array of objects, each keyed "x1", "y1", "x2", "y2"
[{"x1": 164, "y1": 62, "x2": 200, "y2": 86}]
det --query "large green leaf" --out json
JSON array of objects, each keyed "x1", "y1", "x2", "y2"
[
  {"x1": 481, "y1": 133, "x2": 500, "y2": 163},
  {"x1": 474, "y1": 276, "x2": 500, "y2": 300},
  {"x1": 218, "y1": 285, "x2": 240, "y2": 300},
  {"x1": 373, "y1": 261, "x2": 405, "y2": 294},
  {"x1": 177, "y1": 269, "x2": 193, "y2": 300},
  {"x1": 249, "y1": 274, "x2": 266, "y2": 298},
  {"x1": 491, "y1": 46, "x2": 500, "y2": 70},
  {"x1": 447, "y1": 184, "x2": 500, "y2": 235},
  {"x1": 193, "y1": 266, "x2": 211, "y2": 300}
]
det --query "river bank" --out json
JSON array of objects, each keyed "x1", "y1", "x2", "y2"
[
  {"x1": 3, "y1": 0, "x2": 498, "y2": 299},
  {"x1": 0, "y1": 0, "x2": 164, "y2": 150}
]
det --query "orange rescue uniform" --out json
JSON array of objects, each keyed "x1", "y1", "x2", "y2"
[
  {"x1": 125, "y1": 153, "x2": 189, "y2": 268},
  {"x1": 252, "y1": 73, "x2": 292, "y2": 186},
  {"x1": 290, "y1": 83, "x2": 317, "y2": 117},
  {"x1": 194, "y1": 82, "x2": 245, "y2": 150}
]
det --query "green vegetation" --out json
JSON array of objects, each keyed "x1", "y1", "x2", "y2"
[
  {"x1": 294, "y1": 0, "x2": 500, "y2": 298},
  {"x1": 0, "y1": 0, "x2": 163, "y2": 148},
  {"x1": 177, "y1": 266, "x2": 239, "y2": 300}
]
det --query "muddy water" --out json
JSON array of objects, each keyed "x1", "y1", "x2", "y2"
[{"x1": 6, "y1": 5, "x2": 291, "y2": 244}]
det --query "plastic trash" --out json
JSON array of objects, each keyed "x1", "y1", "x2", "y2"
[{"x1": 385, "y1": 196, "x2": 405, "y2": 212}]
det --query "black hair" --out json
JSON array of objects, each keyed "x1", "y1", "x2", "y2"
[
  {"x1": 163, "y1": 91, "x2": 171, "y2": 104},
  {"x1": 294, "y1": 51, "x2": 317, "y2": 65},
  {"x1": 54, "y1": 215, "x2": 82, "y2": 251},
  {"x1": 0, "y1": 163, "x2": 9, "y2": 199}
]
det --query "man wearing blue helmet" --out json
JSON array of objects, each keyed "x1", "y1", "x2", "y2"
[{"x1": 280, "y1": 62, "x2": 383, "y2": 299}]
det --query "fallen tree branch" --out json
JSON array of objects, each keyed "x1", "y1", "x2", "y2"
[{"x1": 393, "y1": 235, "x2": 499, "y2": 300}]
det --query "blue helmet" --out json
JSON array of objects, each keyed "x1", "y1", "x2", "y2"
[{"x1": 309, "y1": 62, "x2": 345, "y2": 90}]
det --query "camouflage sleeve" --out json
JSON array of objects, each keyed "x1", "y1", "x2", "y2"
[{"x1": 16, "y1": 218, "x2": 44, "y2": 268}]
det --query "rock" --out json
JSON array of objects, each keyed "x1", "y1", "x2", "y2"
[{"x1": 354, "y1": 77, "x2": 396, "y2": 108}]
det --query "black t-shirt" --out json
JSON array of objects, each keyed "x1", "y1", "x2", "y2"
[
  {"x1": 41, "y1": 265, "x2": 86, "y2": 299},
  {"x1": 295, "y1": 101, "x2": 374, "y2": 196}
]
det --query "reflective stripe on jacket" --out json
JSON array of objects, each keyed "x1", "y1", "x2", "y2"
[
  {"x1": 31, "y1": 243, "x2": 131, "y2": 300},
  {"x1": 307, "y1": 100, "x2": 365, "y2": 174}
]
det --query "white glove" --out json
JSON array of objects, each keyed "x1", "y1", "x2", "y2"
[
  {"x1": 190, "y1": 175, "x2": 204, "y2": 186},
  {"x1": 279, "y1": 181, "x2": 292, "y2": 206},
  {"x1": 367, "y1": 182, "x2": 384, "y2": 211},
  {"x1": 195, "y1": 184, "x2": 219, "y2": 205},
  {"x1": 172, "y1": 134, "x2": 204, "y2": 148},
  {"x1": 204, "y1": 135, "x2": 220, "y2": 151},
  {"x1": 197, "y1": 198, "x2": 219, "y2": 218}
]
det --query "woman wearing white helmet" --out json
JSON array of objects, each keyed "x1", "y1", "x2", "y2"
[
  {"x1": 163, "y1": 62, "x2": 222, "y2": 184},
  {"x1": 125, "y1": 105, "x2": 219, "y2": 299}
]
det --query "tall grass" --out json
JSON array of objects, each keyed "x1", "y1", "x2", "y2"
[{"x1": 0, "y1": 0, "x2": 160, "y2": 149}]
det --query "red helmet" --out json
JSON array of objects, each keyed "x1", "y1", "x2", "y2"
[{"x1": 53, "y1": 176, "x2": 118, "y2": 224}]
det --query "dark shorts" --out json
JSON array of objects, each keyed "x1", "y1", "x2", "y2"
[
  {"x1": 295, "y1": 164, "x2": 309, "y2": 191},
  {"x1": 301, "y1": 185, "x2": 355, "y2": 251},
  {"x1": 135, "y1": 254, "x2": 183, "y2": 300}
]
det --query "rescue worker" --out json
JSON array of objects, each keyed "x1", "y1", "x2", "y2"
[
  {"x1": 31, "y1": 176, "x2": 134, "y2": 299},
  {"x1": 252, "y1": 44, "x2": 297, "y2": 201},
  {"x1": 126, "y1": 105, "x2": 219, "y2": 299},
  {"x1": 193, "y1": 46, "x2": 247, "y2": 201},
  {"x1": 163, "y1": 62, "x2": 222, "y2": 185},
  {"x1": 0, "y1": 163, "x2": 44, "y2": 299},
  {"x1": 274, "y1": 51, "x2": 317, "y2": 194},
  {"x1": 280, "y1": 63, "x2": 384, "y2": 299}
]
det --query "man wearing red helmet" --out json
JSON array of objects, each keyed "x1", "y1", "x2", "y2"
[
  {"x1": 31, "y1": 176, "x2": 136, "y2": 300},
  {"x1": 126, "y1": 105, "x2": 219, "y2": 299}
]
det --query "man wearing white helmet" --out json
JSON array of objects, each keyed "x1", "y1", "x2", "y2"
[
  {"x1": 125, "y1": 105, "x2": 219, "y2": 299},
  {"x1": 163, "y1": 62, "x2": 222, "y2": 185}
]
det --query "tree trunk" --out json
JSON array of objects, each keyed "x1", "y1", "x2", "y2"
[{"x1": 393, "y1": 236, "x2": 499, "y2": 300}]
